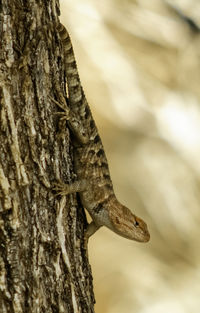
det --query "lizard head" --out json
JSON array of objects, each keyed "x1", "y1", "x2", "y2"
[{"x1": 108, "y1": 201, "x2": 150, "y2": 243}]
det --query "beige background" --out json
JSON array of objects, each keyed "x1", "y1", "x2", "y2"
[{"x1": 60, "y1": 1, "x2": 200, "y2": 312}]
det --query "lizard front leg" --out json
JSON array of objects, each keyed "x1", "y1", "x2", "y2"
[
  {"x1": 53, "y1": 179, "x2": 100, "y2": 250},
  {"x1": 84, "y1": 221, "x2": 101, "y2": 250},
  {"x1": 53, "y1": 179, "x2": 88, "y2": 196}
]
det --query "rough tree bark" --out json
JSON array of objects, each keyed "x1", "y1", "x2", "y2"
[{"x1": 0, "y1": 1, "x2": 95, "y2": 312}]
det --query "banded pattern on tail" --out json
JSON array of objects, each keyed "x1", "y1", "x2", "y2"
[
  {"x1": 55, "y1": 22, "x2": 150, "y2": 243},
  {"x1": 57, "y1": 22, "x2": 114, "y2": 195}
]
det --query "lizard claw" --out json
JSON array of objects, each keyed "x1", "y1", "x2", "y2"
[
  {"x1": 52, "y1": 181, "x2": 71, "y2": 196},
  {"x1": 49, "y1": 96, "x2": 70, "y2": 120},
  {"x1": 54, "y1": 111, "x2": 70, "y2": 121},
  {"x1": 83, "y1": 233, "x2": 89, "y2": 250}
]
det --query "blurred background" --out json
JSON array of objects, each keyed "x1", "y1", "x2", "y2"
[{"x1": 60, "y1": 1, "x2": 200, "y2": 312}]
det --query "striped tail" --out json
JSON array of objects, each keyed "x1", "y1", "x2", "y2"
[
  {"x1": 57, "y1": 22, "x2": 97, "y2": 140},
  {"x1": 57, "y1": 23, "x2": 85, "y2": 108}
]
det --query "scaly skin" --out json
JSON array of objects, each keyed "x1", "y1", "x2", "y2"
[{"x1": 54, "y1": 23, "x2": 150, "y2": 244}]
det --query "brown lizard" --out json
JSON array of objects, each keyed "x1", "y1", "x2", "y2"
[{"x1": 53, "y1": 22, "x2": 150, "y2": 245}]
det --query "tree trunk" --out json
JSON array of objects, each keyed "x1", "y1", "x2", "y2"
[{"x1": 0, "y1": 1, "x2": 95, "y2": 312}]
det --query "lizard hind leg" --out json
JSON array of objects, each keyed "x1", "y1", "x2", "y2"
[{"x1": 50, "y1": 96, "x2": 89, "y2": 145}]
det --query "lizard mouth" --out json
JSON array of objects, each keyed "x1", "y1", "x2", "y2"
[
  {"x1": 133, "y1": 229, "x2": 150, "y2": 243},
  {"x1": 142, "y1": 231, "x2": 150, "y2": 242}
]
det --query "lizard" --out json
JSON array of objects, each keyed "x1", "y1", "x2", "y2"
[{"x1": 53, "y1": 22, "x2": 150, "y2": 246}]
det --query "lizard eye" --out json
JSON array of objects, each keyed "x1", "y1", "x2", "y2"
[{"x1": 134, "y1": 220, "x2": 140, "y2": 228}]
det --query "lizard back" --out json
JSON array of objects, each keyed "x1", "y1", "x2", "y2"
[
  {"x1": 57, "y1": 23, "x2": 114, "y2": 202},
  {"x1": 56, "y1": 23, "x2": 150, "y2": 243}
]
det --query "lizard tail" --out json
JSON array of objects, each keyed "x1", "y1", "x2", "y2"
[{"x1": 56, "y1": 22, "x2": 84, "y2": 107}]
